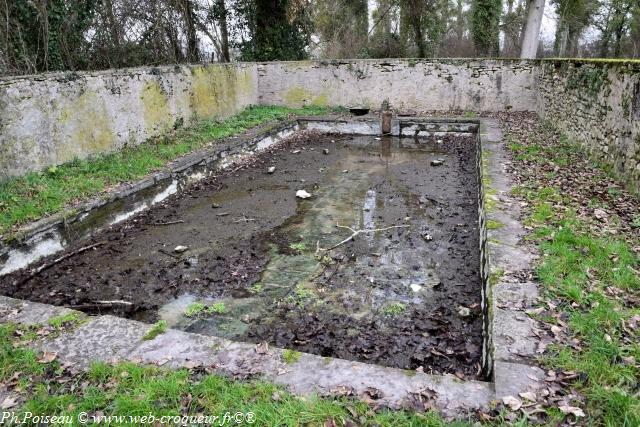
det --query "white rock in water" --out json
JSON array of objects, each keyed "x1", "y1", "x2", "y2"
[
  {"x1": 458, "y1": 306, "x2": 470, "y2": 317},
  {"x1": 296, "y1": 190, "x2": 312, "y2": 199},
  {"x1": 410, "y1": 283, "x2": 423, "y2": 293},
  {"x1": 174, "y1": 245, "x2": 189, "y2": 253},
  {"x1": 267, "y1": 166, "x2": 276, "y2": 174}
]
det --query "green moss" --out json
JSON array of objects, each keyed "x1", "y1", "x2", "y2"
[
  {"x1": 57, "y1": 90, "x2": 115, "y2": 162},
  {"x1": 289, "y1": 242, "x2": 307, "y2": 253},
  {"x1": 489, "y1": 268, "x2": 504, "y2": 286},
  {"x1": 47, "y1": 312, "x2": 83, "y2": 330},
  {"x1": 486, "y1": 219, "x2": 504, "y2": 230},
  {"x1": 190, "y1": 65, "x2": 239, "y2": 119},
  {"x1": 184, "y1": 302, "x2": 206, "y2": 317},
  {"x1": 382, "y1": 302, "x2": 406, "y2": 316},
  {"x1": 143, "y1": 320, "x2": 167, "y2": 341},
  {"x1": 282, "y1": 349, "x2": 302, "y2": 364},
  {"x1": 207, "y1": 302, "x2": 225, "y2": 314}
]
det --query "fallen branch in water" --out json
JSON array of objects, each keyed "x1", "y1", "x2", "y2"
[
  {"x1": 67, "y1": 300, "x2": 134, "y2": 310},
  {"x1": 18, "y1": 241, "x2": 106, "y2": 286},
  {"x1": 158, "y1": 248, "x2": 180, "y2": 259},
  {"x1": 149, "y1": 220, "x2": 184, "y2": 226},
  {"x1": 316, "y1": 223, "x2": 410, "y2": 253}
]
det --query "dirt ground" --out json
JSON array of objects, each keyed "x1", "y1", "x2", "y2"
[{"x1": 1, "y1": 131, "x2": 483, "y2": 378}]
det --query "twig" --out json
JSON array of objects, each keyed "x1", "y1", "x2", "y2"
[
  {"x1": 317, "y1": 223, "x2": 410, "y2": 252},
  {"x1": 233, "y1": 215, "x2": 256, "y2": 223},
  {"x1": 18, "y1": 241, "x2": 106, "y2": 286},
  {"x1": 149, "y1": 220, "x2": 184, "y2": 226},
  {"x1": 67, "y1": 300, "x2": 134, "y2": 310}
]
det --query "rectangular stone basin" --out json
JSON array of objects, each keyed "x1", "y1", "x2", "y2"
[{"x1": 0, "y1": 118, "x2": 489, "y2": 380}]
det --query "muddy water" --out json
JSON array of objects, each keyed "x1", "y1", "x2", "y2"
[{"x1": 1, "y1": 133, "x2": 482, "y2": 378}]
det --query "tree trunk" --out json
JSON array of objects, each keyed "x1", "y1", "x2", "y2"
[
  {"x1": 182, "y1": 0, "x2": 199, "y2": 62},
  {"x1": 217, "y1": 0, "x2": 230, "y2": 62},
  {"x1": 521, "y1": 0, "x2": 545, "y2": 58}
]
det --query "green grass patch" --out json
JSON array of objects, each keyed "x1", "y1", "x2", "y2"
[
  {"x1": 0, "y1": 105, "x2": 334, "y2": 236},
  {"x1": 143, "y1": 320, "x2": 167, "y2": 341},
  {"x1": 1, "y1": 323, "x2": 456, "y2": 426},
  {"x1": 47, "y1": 312, "x2": 83, "y2": 330},
  {"x1": 281, "y1": 349, "x2": 302, "y2": 365},
  {"x1": 506, "y1": 123, "x2": 640, "y2": 425},
  {"x1": 382, "y1": 302, "x2": 406, "y2": 316}
]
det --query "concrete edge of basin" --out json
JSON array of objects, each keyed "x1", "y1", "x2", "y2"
[
  {"x1": 0, "y1": 294, "x2": 491, "y2": 418},
  {"x1": 478, "y1": 119, "x2": 546, "y2": 401}
]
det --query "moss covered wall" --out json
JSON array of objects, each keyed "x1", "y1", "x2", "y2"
[
  {"x1": 0, "y1": 64, "x2": 258, "y2": 178},
  {"x1": 537, "y1": 60, "x2": 640, "y2": 190}
]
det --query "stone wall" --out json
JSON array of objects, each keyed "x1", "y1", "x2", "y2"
[
  {"x1": 257, "y1": 59, "x2": 538, "y2": 112},
  {"x1": 0, "y1": 64, "x2": 258, "y2": 178},
  {"x1": 537, "y1": 60, "x2": 640, "y2": 189},
  {"x1": 2, "y1": 58, "x2": 640, "y2": 189}
]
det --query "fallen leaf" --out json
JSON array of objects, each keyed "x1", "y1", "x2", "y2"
[
  {"x1": 39, "y1": 351, "x2": 57, "y2": 363},
  {"x1": 1, "y1": 395, "x2": 18, "y2": 409},
  {"x1": 559, "y1": 405, "x2": 586, "y2": 418},
  {"x1": 502, "y1": 395, "x2": 523, "y2": 411},
  {"x1": 519, "y1": 391, "x2": 537, "y2": 402}
]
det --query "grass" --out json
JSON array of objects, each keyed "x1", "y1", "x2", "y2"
[
  {"x1": 382, "y1": 302, "x2": 406, "y2": 316},
  {"x1": 184, "y1": 301, "x2": 226, "y2": 317},
  {"x1": 506, "y1": 123, "x2": 640, "y2": 426},
  {"x1": 281, "y1": 349, "x2": 302, "y2": 365},
  {"x1": 47, "y1": 312, "x2": 83, "y2": 330},
  {"x1": 0, "y1": 105, "x2": 334, "y2": 236},
  {"x1": 143, "y1": 320, "x2": 167, "y2": 341},
  {"x1": 184, "y1": 302, "x2": 206, "y2": 317},
  {"x1": 0, "y1": 323, "x2": 461, "y2": 426}
]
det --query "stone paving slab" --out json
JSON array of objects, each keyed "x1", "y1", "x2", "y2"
[
  {"x1": 494, "y1": 361, "x2": 545, "y2": 400},
  {"x1": 494, "y1": 282, "x2": 539, "y2": 310},
  {"x1": 268, "y1": 352, "x2": 492, "y2": 417},
  {"x1": 0, "y1": 295, "x2": 79, "y2": 326},
  {"x1": 37, "y1": 315, "x2": 151, "y2": 368},
  {"x1": 493, "y1": 309, "x2": 539, "y2": 363}
]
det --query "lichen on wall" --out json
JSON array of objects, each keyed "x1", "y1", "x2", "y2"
[
  {"x1": 141, "y1": 80, "x2": 172, "y2": 133},
  {"x1": 189, "y1": 64, "x2": 255, "y2": 119},
  {"x1": 56, "y1": 89, "x2": 116, "y2": 163}
]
